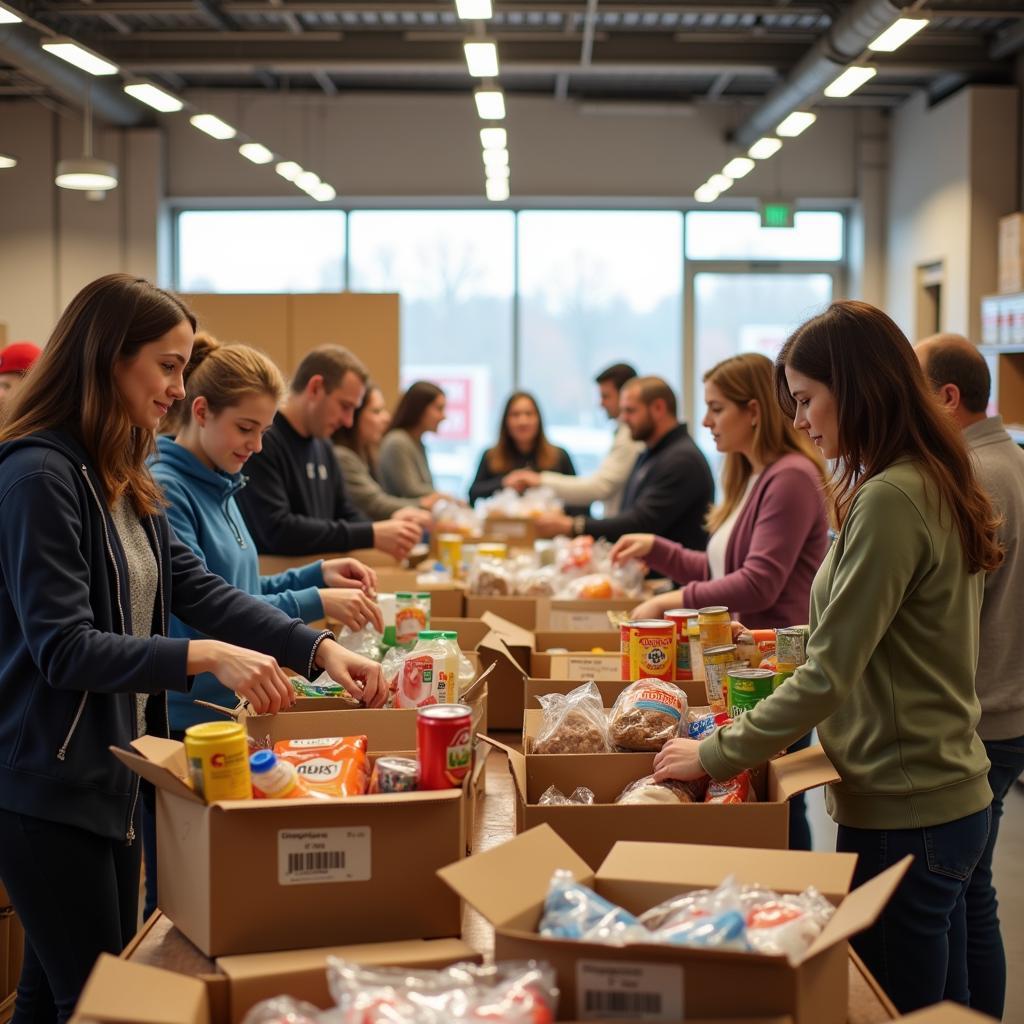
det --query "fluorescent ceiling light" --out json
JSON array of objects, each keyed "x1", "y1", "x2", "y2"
[
  {"x1": 311, "y1": 182, "x2": 336, "y2": 202},
  {"x1": 55, "y1": 156, "x2": 118, "y2": 191},
  {"x1": 708, "y1": 174, "x2": 733, "y2": 193},
  {"x1": 41, "y1": 38, "x2": 118, "y2": 76},
  {"x1": 748, "y1": 137, "x2": 782, "y2": 160},
  {"x1": 0, "y1": 6, "x2": 23, "y2": 23},
  {"x1": 456, "y1": 0, "x2": 492, "y2": 17},
  {"x1": 868, "y1": 17, "x2": 928, "y2": 52},
  {"x1": 0, "y1": 153, "x2": 16, "y2": 168},
  {"x1": 464, "y1": 39, "x2": 499, "y2": 77},
  {"x1": 474, "y1": 87, "x2": 505, "y2": 120},
  {"x1": 694, "y1": 183, "x2": 719, "y2": 203},
  {"x1": 482, "y1": 147, "x2": 509, "y2": 169},
  {"x1": 486, "y1": 164, "x2": 511, "y2": 179},
  {"x1": 480, "y1": 126, "x2": 507, "y2": 150},
  {"x1": 239, "y1": 142, "x2": 274, "y2": 164},
  {"x1": 124, "y1": 82, "x2": 183, "y2": 113},
  {"x1": 824, "y1": 65, "x2": 877, "y2": 98},
  {"x1": 723, "y1": 156, "x2": 755, "y2": 179},
  {"x1": 486, "y1": 177, "x2": 510, "y2": 202},
  {"x1": 776, "y1": 111, "x2": 816, "y2": 137},
  {"x1": 295, "y1": 171, "x2": 321, "y2": 192},
  {"x1": 275, "y1": 160, "x2": 303, "y2": 181},
  {"x1": 189, "y1": 113, "x2": 237, "y2": 140}
]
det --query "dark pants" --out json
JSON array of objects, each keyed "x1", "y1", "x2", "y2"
[
  {"x1": 786, "y1": 731, "x2": 813, "y2": 851},
  {"x1": 836, "y1": 806, "x2": 991, "y2": 1015},
  {"x1": 0, "y1": 809, "x2": 141, "y2": 1024},
  {"x1": 965, "y1": 735, "x2": 1024, "y2": 1019},
  {"x1": 142, "y1": 729, "x2": 184, "y2": 920}
]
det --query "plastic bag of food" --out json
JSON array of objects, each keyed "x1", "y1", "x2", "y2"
[
  {"x1": 381, "y1": 633, "x2": 460, "y2": 708},
  {"x1": 291, "y1": 673, "x2": 353, "y2": 700},
  {"x1": 335, "y1": 622, "x2": 384, "y2": 661},
  {"x1": 539, "y1": 870, "x2": 648, "y2": 945},
  {"x1": 743, "y1": 886, "x2": 835, "y2": 961},
  {"x1": 705, "y1": 770, "x2": 755, "y2": 804},
  {"x1": 609, "y1": 679, "x2": 688, "y2": 751},
  {"x1": 468, "y1": 556, "x2": 514, "y2": 597},
  {"x1": 687, "y1": 708, "x2": 733, "y2": 740},
  {"x1": 561, "y1": 573, "x2": 615, "y2": 600},
  {"x1": 516, "y1": 564, "x2": 557, "y2": 597},
  {"x1": 555, "y1": 535, "x2": 595, "y2": 575},
  {"x1": 273, "y1": 736, "x2": 368, "y2": 798},
  {"x1": 532, "y1": 682, "x2": 610, "y2": 754},
  {"x1": 240, "y1": 997, "x2": 329, "y2": 1024},
  {"x1": 538, "y1": 785, "x2": 596, "y2": 806},
  {"x1": 615, "y1": 774, "x2": 706, "y2": 805}
]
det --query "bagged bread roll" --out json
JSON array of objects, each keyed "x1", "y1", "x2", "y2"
[
  {"x1": 609, "y1": 679, "x2": 688, "y2": 751},
  {"x1": 532, "y1": 681, "x2": 611, "y2": 754}
]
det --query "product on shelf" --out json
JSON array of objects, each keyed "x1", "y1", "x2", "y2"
[
  {"x1": 273, "y1": 736, "x2": 369, "y2": 798},
  {"x1": 531, "y1": 681, "x2": 611, "y2": 755},
  {"x1": 608, "y1": 678, "x2": 688, "y2": 751}
]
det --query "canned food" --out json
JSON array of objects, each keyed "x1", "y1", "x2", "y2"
[
  {"x1": 686, "y1": 616, "x2": 706, "y2": 682},
  {"x1": 776, "y1": 626, "x2": 809, "y2": 671},
  {"x1": 727, "y1": 667, "x2": 776, "y2": 717},
  {"x1": 184, "y1": 721, "x2": 252, "y2": 802},
  {"x1": 437, "y1": 533, "x2": 464, "y2": 580},
  {"x1": 698, "y1": 606, "x2": 732, "y2": 649},
  {"x1": 369, "y1": 755, "x2": 419, "y2": 794},
  {"x1": 619, "y1": 619, "x2": 676, "y2": 682},
  {"x1": 663, "y1": 608, "x2": 698, "y2": 682},
  {"x1": 395, "y1": 592, "x2": 431, "y2": 648},
  {"x1": 417, "y1": 703, "x2": 473, "y2": 790},
  {"x1": 702, "y1": 643, "x2": 739, "y2": 713}
]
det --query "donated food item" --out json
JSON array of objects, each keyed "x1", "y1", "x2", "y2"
[
  {"x1": 240, "y1": 997, "x2": 323, "y2": 1024},
  {"x1": 369, "y1": 755, "x2": 419, "y2": 794},
  {"x1": 273, "y1": 736, "x2": 369, "y2": 798},
  {"x1": 469, "y1": 557, "x2": 514, "y2": 596},
  {"x1": 324, "y1": 957, "x2": 558, "y2": 1024},
  {"x1": 705, "y1": 770, "x2": 754, "y2": 804},
  {"x1": 250, "y1": 750, "x2": 331, "y2": 800},
  {"x1": 540, "y1": 870, "x2": 649, "y2": 945},
  {"x1": 516, "y1": 565, "x2": 557, "y2": 597},
  {"x1": 733, "y1": 631, "x2": 762, "y2": 669},
  {"x1": 702, "y1": 643, "x2": 741, "y2": 714},
  {"x1": 567, "y1": 573, "x2": 614, "y2": 600},
  {"x1": 383, "y1": 631, "x2": 460, "y2": 708},
  {"x1": 615, "y1": 774, "x2": 706, "y2": 805},
  {"x1": 247, "y1": 732, "x2": 273, "y2": 754},
  {"x1": 609, "y1": 678, "x2": 687, "y2": 751},
  {"x1": 687, "y1": 709, "x2": 733, "y2": 740},
  {"x1": 417, "y1": 703, "x2": 473, "y2": 789},
  {"x1": 532, "y1": 681, "x2": 610, "y2": 754},
  {"x1": 291, "y1": 674, "x2": 352, "y2": 700},
  {"x1": 538, "y1": 785, "x2": 596, "y2": 806},
  {"x1": 776, "y1": 625, "x2": 809, "y2": 672},
  {"x1": 663, "y1": 608, "x2": 698, "y2": 681},
  {"x1": 728, "y1": 667, "x2": 776, "y2": 717},
  {"x1": 334, "y1": 621, "x2": 384, "y2": 662},
  {"x1": 619, "y1": 619, "x2": 676, "y2": 682},
  {"x1": 698, "y1": 605, "x2": 732, "y2": 649},
  {"x1": 437, "y1": 533, "x2": 465, "y2": 580},
  {"x1": 395, "y1": 592, "x2": 431, "y2": 648},
  {"x1": 185, "y1": 721, "x2": 252, "y2": 802},
  {"x1": 687, "y1": 615, "x2": 706, "y2": 683}
]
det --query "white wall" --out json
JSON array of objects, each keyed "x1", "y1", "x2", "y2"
[{"x1": 886, "y1": 85, "x2": 1019, "y2": 342}]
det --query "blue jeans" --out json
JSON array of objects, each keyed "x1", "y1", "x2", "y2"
[
  {"x1": 836, "y1": 806, "x2": 991, "y2": 1014},
  {"x1": 966, "y1": 735, "x2": 1024, "y2": 1019},
  {"x1": 786, "y1": 731, "x2": 812, "y2": 851}
]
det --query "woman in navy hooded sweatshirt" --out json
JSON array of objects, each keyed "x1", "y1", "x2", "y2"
[{"x1": 0, "y1": 274, "x2": 388, "y2": 1023}]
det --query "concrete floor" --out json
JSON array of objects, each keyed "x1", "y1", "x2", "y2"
[{"x1": 806, "y1": 779, "x2": 1024, "y2": 1022}]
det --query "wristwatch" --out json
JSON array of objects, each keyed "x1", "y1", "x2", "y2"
[{"x1": 572, "y1": 514, "x2": 587, "y2": 537}]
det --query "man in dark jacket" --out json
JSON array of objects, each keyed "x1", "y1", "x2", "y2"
[{"x1": 536, "y1": 376, "x2": 713, "y2": 550}]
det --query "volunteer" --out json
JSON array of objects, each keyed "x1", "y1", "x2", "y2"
[
  {"x1": 0, "y1": 274, "x2": 388, "y2": 1023},
  {"x1": 236, "y1": 346, "x2": 421, "y2": 560},
  {"x1": 377, "y1": 380, "x2": 447, "y2": 500},
  {"x1": 333, "y1": 384, "x2": 439, "y2": 525},
  {"x1": 611, "y1": 353, "x2": 829, "y2": 850},
  {"x1": 653, "y1": 300, "x2": 1000, "y2": 1014},
  {"x1": 916, "y1": 333, "x2": 1024, "y2": 1019},
  {"x1": 469, "y1": 391, "x2": 579, "y2": 505}
]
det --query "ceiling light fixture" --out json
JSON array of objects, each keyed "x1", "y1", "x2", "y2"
[
  {"x1": 474, "y1": 87, "x2": 505, "y2": 120},
  {"x1": 480, "y1": 127, "x2": 507, "y2": 150},
  {"x1": 123, "y1": 82, "x2": 183, "y2": 113},
  {"x1": 486, "y1": 177, "x2": 510, "y2": 202},
  {"x1": 0, "y1": 153, "x2": 16, "y2": 168},
  {"x1": 456, "y1": 0, "x2": 492, "y2": 17},
  {"x1": 868, "y1": 17, "x2": 928, "y2": 52},
  {"x1": 482, "y1": 147, "x2": 509, "y2": 170},
  {"x1": 694, "y1": 183, "x2": 719, "y2": 203},
  {"x1": 55, "y1": 92, "x2": 117, "y2": 191},
  {"x1": 824, "y1": 65, "x2": 877, "y2": 98},
  {"x1": 776, "y1": 111, "x2": 816, "y2": 137},
  {"x1": 748, "y1": 137, "x2": 782, "y2": 160},
  {"x1": 310, "y1": 182, "x2": 336, "y2": 202},
  {"x1": 708, "y1": 173, "x2": 733, "y2": 193},
  {"x1": 486, "y1": 164, "x2": 511, "y2": 179},
  {"x1": 723, "y1": 156, "x2": 755, "y2": 179},
  {"x1": 0, "y1": 5, "x2": 23, "y2": 24},
  {"x1": 275, "y1": 160, "x2": 303, "y2": 182},
  {"x1": 189, "y1": 113, "x2": 237, "y2": 140},
  {"x1": 464, "y1": 40, "x2": 499, "y2": 77},
  {"x1": 41, "y1": 37, "x2": 118, "y2": 76},
  {"x1": 295, "y1": 170, "x2": 321, "y2": 192},
  {"x1": 239, "y1": 142, "x2": 274, "y2": 165}
]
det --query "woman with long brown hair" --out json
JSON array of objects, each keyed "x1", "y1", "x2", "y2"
[
  {"x1": 377, "y1": 380, "x2": 446, "y2": 499},
  {"x1": 0, "y1": 274, "x2": 387, "y2": 1022},
  {"x1": 468, "y1": 390, "x2": 578, "y2": 505},
  {"x1": 653, "y1": 301, "x2": 1001, "y2": 1014}
]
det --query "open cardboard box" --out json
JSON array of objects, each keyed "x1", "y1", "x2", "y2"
[
  {"x1": 440, "y1": 825, "x2": 911, "y2": 1024},
  {"x1": 465, "y1": 595, "x2": 637, "y2": 631},
  {"x1": 484, "y1": 737, "x2": 839, "y2": 868},
  {"x1": 112, "y1": 734, "x2": 466, "y2": 958},
  {"x1": 374, "y1": 569, "x2": 467, "y2": 617}
]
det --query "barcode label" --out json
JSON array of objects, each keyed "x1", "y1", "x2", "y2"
[
  {"x1": 277, "y1": 827, "x2": 371, "y2": 886},
  {"x1": 576, "y1": 960, "x2": 683, "y2": 1021}
]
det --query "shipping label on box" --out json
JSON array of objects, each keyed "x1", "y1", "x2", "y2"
[
  {"x1": 549, "y1": 654, "x2": 621, "y2": 681},
  {"x1": 548, "y1": 609, "x2": 620, "y2": 631},
  {"x1": 576, "y1": 959, "x2": 684, "y2": 1021},
  {"x1": 278, "y1": 827, "x2": 371, "y2": 885}
]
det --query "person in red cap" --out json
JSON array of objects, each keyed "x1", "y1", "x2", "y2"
[{"x1": 0, "y1": 341, "x2": 41, "y2": 410}]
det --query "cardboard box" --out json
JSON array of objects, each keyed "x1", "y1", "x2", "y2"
[
  {"x1": 112, "y1": 736, "x2": 465, "y2": 958},
  {"x1": 464, "y1": 596, "x2": 637, "y2": 631},
  {"x1": 999, "y1": 212, "x2": 1024, "y2": 294},
  {"x1": 486, "y1": 738, "x2": 839, "y2": 867},
  {"x1": 898, "y1": 1004, "x2": 998, "y2": 1023},
  {"x1": 374, "y1": 570, "x2": 467, "y2": 617},
  {"x1": 440, "y1": 825, "x2": 910, "y2": 1024}
]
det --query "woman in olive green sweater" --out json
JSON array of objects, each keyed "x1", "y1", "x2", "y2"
[{"x1": 654, "y1": 300, "x2": 1002, "y2": 1015}]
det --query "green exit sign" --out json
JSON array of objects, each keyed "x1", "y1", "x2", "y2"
[{"x1": 761, "y1": 202, "x2": 794, "y2": 228}]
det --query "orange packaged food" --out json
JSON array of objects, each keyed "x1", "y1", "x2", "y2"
[
  {"x1": 273, "y1": 735, "x2": 369, "y2": 798},
  {"x1": 704, "y1": 770, "x2": 754, "y2": 804}
]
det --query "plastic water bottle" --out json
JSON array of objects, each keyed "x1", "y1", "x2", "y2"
[{"x1": 250, "y1": 749, "x2": 307, "y2": 799}]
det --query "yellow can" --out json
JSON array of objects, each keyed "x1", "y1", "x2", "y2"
[
  {"x1": 698, "y1": 606, "x2": 732, "y2": 649},
  {"x1": 702, "y1": 643, "x2": 738, "y2": 713},
  {"x1": 437, "y1": 533, "x2": 464, "y2": 579},
  {"x1": 184, "y1": 721, "x2": 252, "y2": 803},
  {"x1": 477, "y1": 542, "x2": 508, "y2": 560}
]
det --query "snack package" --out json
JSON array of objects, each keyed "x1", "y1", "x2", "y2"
[
  {"x1": 743, "y1": 885, "x2": 835, "y2": 960},
  {"x1": 609, "y1": 679, "x2": 688, "y2": 751},
  {"x1": 468, "y1": 556, "x2": 514, "y2": 597},
  {"x1": 326, "y1": 957, "x2": 558, "y2": 1024},
  {"x1": 615, "y1": 774, "x2": 707, "y2": 805},
  {"x1": 687, "y1": 708, "x2": 733, "y2": 740},
  {"x1": 538, "y1": 785, "x2": 596, "y2": 806},
  {"x1": 515, "y1": 564, "x2": 557, "y2": 597},
  {"x1": 291, "y1": 674, "x2": 354, "y2": 701},
  {"x1": 539, "y1": 870, "x2": 648, "y2": 945},
  {"x1": 704, "y1": 770, "x2": 755, "y2": 804},
  {"x1": 273, "y1": 736, "x2": 368, "y2": 798},
  {"x1": 563, "y1": 573, "x2": 615, "y2": 600},
  {"x1": 381, "y1": 633, "x2": 460, "y2": 708},
  {"x1": 532, "y1": 681, "x2": 610, "y2": 754}
]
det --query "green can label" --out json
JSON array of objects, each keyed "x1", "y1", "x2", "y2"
[{"x1": 727, "y1": 668, "x2": 776, "y2": 717}]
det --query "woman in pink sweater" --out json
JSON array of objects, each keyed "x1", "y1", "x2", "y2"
[{"x1": 614, "y1": 352, "x2": 828, "y2": 629}]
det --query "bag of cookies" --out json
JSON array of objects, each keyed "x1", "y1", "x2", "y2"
[
  {"x1": 609, "y1": 678, "x2": 688, "y2": 751},
  {"x1": 532, "y1": 681, "x2": 610, "y2": 754}
]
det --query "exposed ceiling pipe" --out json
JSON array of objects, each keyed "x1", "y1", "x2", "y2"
[
  {"x1": 0, "y1": 22, "x2": 145, "y2": 126},
  {"x1": 730, "y1": 0, "x2": 900, "y2": 148}
]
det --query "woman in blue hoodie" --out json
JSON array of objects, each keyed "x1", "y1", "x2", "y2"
[{"x1": 0, "y1": 275, "x2": 388, "y2": 1024}]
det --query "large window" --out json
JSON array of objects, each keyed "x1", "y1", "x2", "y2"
[{"x1": 686, "y1": 211, "x2": 844, "y2": 261}]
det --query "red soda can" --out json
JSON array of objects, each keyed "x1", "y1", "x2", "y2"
[{"x1": 417, "y1": 704, "x2": 473, "y2": 790}]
